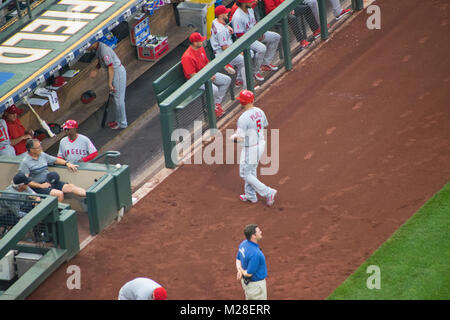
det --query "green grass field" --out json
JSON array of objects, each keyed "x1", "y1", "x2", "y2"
[{"x1": 328, "y1": 182, "x2": 450, "y2": 300}]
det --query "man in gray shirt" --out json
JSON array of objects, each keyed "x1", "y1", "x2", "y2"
[
  {"x1": 1, "y1": 173, "x2": 40, "y2": 218},
  {"x1": 118, "y1": 278, "x2": 167, "y2": 300},
  {"x1": 18, "y1": 139, "x2": 86, "y2": 202},
  {"x1": 89, "y1": 37, "x2": 128, "y2": 130}
]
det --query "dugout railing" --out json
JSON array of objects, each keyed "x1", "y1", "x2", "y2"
[
  {"x1": 0, "y1": 192, "x2": 78, "y2": 299},
  {"x1": 156, "y1": 0, "x2": 364, "y2": 169}
]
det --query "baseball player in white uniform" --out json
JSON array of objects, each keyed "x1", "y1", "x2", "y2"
[
  {"x1": 57, "y1": 120, "x2": 98, "y2": 163},
  {"x1": 89, "y1": 38, "x2": 128, "y2": 130},
  {"x1": 231, "y1": 0, "x2": 281, "y2": 82},
  {"x1": 211, "y1": 5, "x2": 247, "y2": 88},
  {"x1": 118, "y1": 278, "x2": 167, "y2": 300},
  {"x1": 231, "y1": 90, "x2": 277, "y2": 206},
  {"x1": 0, "y1": 118, "x2": 16, "y2": 157}
]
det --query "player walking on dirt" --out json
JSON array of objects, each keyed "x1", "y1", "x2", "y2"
[{"x1": 230, "y1": 90, "x2": 277, "y2": 206}]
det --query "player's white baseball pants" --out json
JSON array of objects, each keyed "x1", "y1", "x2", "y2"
[
  {"x1": 250, "y1": 31, "x2": 281, "y2": 73},
  {"x1": 304, "y1": 0, "x2": 343, "y2": 23},
  {"x1": 0, "y1": 145, "x2": 16, "y2": 157},
  {"x1": 201, "y1": 72, "x2": 231, "y2": 104},
  {"x1": 239, "y1": 141, "x2": 271, "y2": 200},
  {"x1": 230, "y1": 54, "x2": 246, "y2": 88},
  {"x1": 112, "y1": 65, "x2": 128, "y2": 128}
]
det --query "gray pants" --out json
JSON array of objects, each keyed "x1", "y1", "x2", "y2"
[
  {"x1": 230, "y1": 54, "x2": 246, "y2": 88},
  {"x1": 0, "y1": 145, "x2": 15, "y2": 157},
  {"x1": 304, "y1": 0, "x2": 343, "y2": 22},
  {"x1": 241, "y1": 279, "x2": 267, "y2": 300},
  {"x1": 250, "y1": 31, "x2": 281, "y2": 73},
  {"x1": 239, "y1": 141, "x2": 271, "y2": 200},
  {"x1": 112, "y1": 65, "x2": 127, "y2": 128},
  {"x1": 201, "y1": 72, "x2": 231, "y2": 104}
]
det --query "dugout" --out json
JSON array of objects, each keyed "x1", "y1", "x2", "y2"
[
  {"x1": 0, "y1": 154, "x2": 133, "y2": 239},
  {"x1": 0, "y1": 191, "x2": 78, "y2": 299},
  {"x1": 0, "y1": 0, "x2": 196, "y2": 154}
]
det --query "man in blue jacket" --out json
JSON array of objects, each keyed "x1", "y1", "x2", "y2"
[{"x1": 236, "y1": 224, "x2": 268, "y2": 300}]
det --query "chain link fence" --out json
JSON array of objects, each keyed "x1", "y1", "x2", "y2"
[{"x1": 0, "y1": 193, "x2": 53, "y2": 244}]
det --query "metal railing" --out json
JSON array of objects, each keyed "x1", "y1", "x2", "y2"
[
  {"x1": 0, "y1": 0, "x2": 33, "y2": 20},
  {"x1": 157, "y1": 0, "x2": 363, "y2": 169},
  {"x1": 0, "y1": 193, "x2": 58, "y2": 258}
]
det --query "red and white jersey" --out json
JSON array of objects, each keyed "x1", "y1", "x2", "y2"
[
  {"x1": 0, "y1": 119, "x2": 11, "y2": 148},
  {"x1": 0, "y1": 119, "x2": 15, "y2": 156},
  {"x1": 210, "y1": 19, "x2": 234, "y2": 55},
  {"x1": 231, "y1": 7, "x2": 257, "y2": 36},
  {"x1": 58, "y1": 134, "x2": 97, "y2": 163},
  {"x1": 236, "y1": 106, "x2": 268, "y2": 147}
]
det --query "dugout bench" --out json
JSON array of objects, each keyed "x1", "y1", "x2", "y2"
[{"x1": 153, "y1": 42, "x2": 235, "y2": 128}]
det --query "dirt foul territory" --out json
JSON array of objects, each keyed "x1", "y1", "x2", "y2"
[{"x1": 30, "y1": 0, "x2": 450, "y2": 300}]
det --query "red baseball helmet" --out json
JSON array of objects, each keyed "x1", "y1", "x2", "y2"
[
  {"x1": 153, "y1": 287, "x2": 167, "y2": 300},
  {"x1": 63, "y1": 119, "x2": 78, "y2": 129},
  {"x1": 236, "y1": 90, "x2": 254, "y2": 105}
]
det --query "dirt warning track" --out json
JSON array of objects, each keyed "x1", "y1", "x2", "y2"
[{"x1": 30, "y1": 0, "x2": 450, "y2": 299}]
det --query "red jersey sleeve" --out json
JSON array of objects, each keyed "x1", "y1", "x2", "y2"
[
  {"x1": 264, "y1": 0, "x2": 283, "y2": 14},
  {"x1": 181, "y1": 54, "x2": 196, "y2": 79},
  {"x1": 82, "y1": 151, "x2": 98, "y2": 162}
]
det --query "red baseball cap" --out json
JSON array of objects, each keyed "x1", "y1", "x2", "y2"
[
  {"x1": 189, "y1": 32, "x2": 207, "y2": 43},
  {"x1": 5, "y1": 104, "x2": 24, "y2": 115},
  {"x1": 215, "y1": 5, "x2": 231, "y2": 16},
  {"x1": 236, "y1": 90, "x2": 254, "y2": 105},
  {"x1": 153, "y1": 287, "x2": 167, "y2": 300},
  {"x1": 238, "y1": 0, "x2": 255, "y2": 3},
  {"x1": 53, "y1": 76, "x2": 65, "y2": 87},
  {"x1": 63, "y1": 119, "x2": 78, "y2": 129}
]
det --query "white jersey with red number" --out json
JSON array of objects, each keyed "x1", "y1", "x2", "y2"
[
  {"x1": 236, "y1": 106, "x2": 268, "y2": 147},
  {"x1": 58, "y1": 134, "x2": 97, "y2": 163},
  {"x1": 0, "y1": 119, "x2": 15, "y2": 156}
]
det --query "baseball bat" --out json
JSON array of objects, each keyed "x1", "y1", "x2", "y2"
[{"x1": 23, "y1": 96, "x2": 55, "y2": 138}]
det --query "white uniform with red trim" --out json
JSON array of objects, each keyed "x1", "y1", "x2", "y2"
[
  {"x1": 97, "y1": 42, "x2": 128, "y2": 129},
  {"x1": 210, "y1": 18, "x2": 246, "y2": 86},
  {"x1": 0, "y1": 119, "x2": 16, "y2": 157},
  {"x1": 57, "y1": 134, "x2": 97, "y2": 163},
  {"x1": 236, "y1": 106, "x2": 273, "y2": 201},
  {"x1": 231, "y1": 7, "x2": 280, "y2": 74}
]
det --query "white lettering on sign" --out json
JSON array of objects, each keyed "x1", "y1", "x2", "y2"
[
  {"x1": 42, "y1": 10, "x2": 99, "y2": 20},
  {"x1": 0, "y1": 46, "x2": 51, "y2": 64},
  {"x1": 95, "y1": 30, "x2": 104, "y2": 40},
  {"x1": 59, "y1": 0, "x2": 115, "y2": 13},
  {"x1": 0, "y1": 0, "x2": 118, "y2": 65},
  {"x1": 36, "y1": 75, "x2": 45, "y2": 85},
  {"x1": 3, "y1": 33, "x2": 70, "y2": 46},
  {"x1": 23, "y1": 19, "x2": 88, "y2": 34},
  {"x1": 49, "y1": 65, "x2": 62, "y2": 76},
  {"x1": 65, "y1": 52, "x2": 75, "y2": 63}
]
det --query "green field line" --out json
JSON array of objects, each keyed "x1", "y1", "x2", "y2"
[{"x1": 327, "y1": 182, "x2": 450, "y2": 300}]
